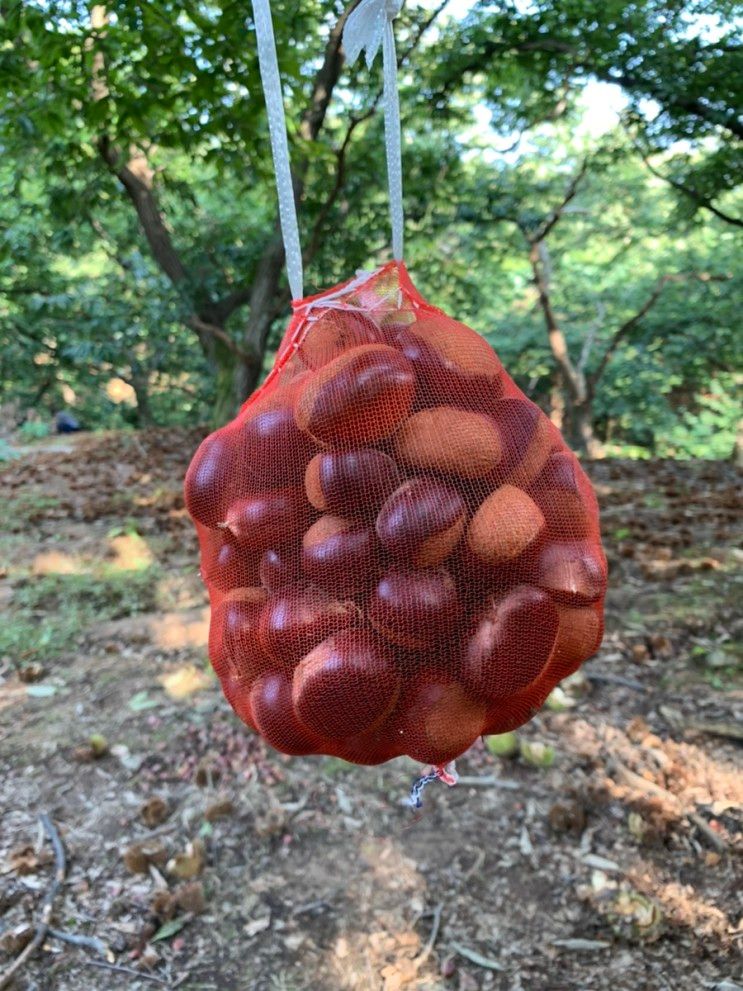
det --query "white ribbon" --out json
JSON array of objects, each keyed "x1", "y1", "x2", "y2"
[
  {"x1": 344, "y1": 0, "x2": 405, "y2": 261},
  {"x1": 252, "y1": 0, "x2": 304, "y2": 301}
]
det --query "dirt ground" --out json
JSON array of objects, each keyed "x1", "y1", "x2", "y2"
[{"x1": 0, "y1": 429, "x2": 741, "y2": 991}]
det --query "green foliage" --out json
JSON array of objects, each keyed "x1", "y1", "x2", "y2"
[
  {"x1": 0, "y1": 0, "x2": 740, "y2": 456},
  {"x1": 0, "y1": 567, "x2": 159, "y2": 665}
]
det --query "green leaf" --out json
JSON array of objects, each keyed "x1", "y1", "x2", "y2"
[
  {"x1": 26, "y1": 684, "x2": 58, "y2": 698},
  {"x1": 152, "y1": 918, "x2": 187, "y2": 942},
  {"x1": 128, "y1": 691, "x2": 158, "y2": 712}
]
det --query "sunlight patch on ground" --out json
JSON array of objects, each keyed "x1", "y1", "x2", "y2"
[
  {"x1": 159, "y1": 663, "x2": 214, "y2": 701},
  {"x1": 31, "y1": 550, "x2": 84, "y2": 575},
  {"x1": 148, "y1": 608, "x2": 210, "y2": 650},
  {"x1": 108, "y1": 532, "x2": 154, "y2": 572}
]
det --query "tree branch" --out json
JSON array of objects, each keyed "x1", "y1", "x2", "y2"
[
  {"x1": 632, "y1": 140, "x2": 743, "y2": 228},
  {"x1": 535, "y1": 158, "x2": 589, "y2": 241},
  {"x1": 587, "y1": 272, "x2": 729, "y2": 394}
]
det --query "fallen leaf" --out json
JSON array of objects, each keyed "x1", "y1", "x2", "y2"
[
  {"x1": 0, "y1": 924, "x2": 35, "y2": 955},
  {"x1": 244, "y1": 915, "x2": 271, "y2": 938},
  {"x1": 205, "y1": 797, "x2": 235, "y2": 822},
  {"x1": 152, "y1": 917, "x2": 187, "y2": 942},
  {"x1": 553, "y1": 938, "x2": 611, "y2": 951},
  {"x1": 128, "y1": 691, "x2": 158, "y2": 712},
  {"x1": 159, "y1": 664, "x2": 213, "y2": 701}
]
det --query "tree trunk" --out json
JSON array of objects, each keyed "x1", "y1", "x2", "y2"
[
  {"x1": 571, "y1": 400, "x2": 603, "y2": 459},
  {"x1": 129, "y1": 361, "x2": 155, "y2": 428}
]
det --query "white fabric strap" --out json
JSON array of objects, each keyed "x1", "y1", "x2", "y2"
[
  {"x1": 344, "y1": 0, "x2": 405, "y2": 260},
  {"x1": 252, "y1": 0, "x2": 304, "y2": 300}
]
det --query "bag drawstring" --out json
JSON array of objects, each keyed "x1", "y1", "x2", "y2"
[
  {"x1": 252, "y1": 0, "x2": 406, "y2": 302},
  {"x1": 343, "y1": 0, "x2": 405, "y2": 263},
  {"x1": 252, "y1": 0, "x2": 305, "y2": 301}
]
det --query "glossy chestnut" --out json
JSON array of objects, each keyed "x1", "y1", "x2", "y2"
[
  {"x1": 376, "y1": 478, "x2": 466, "y2": 567},
  {"x1": 537, "y1": 540, "x2": 608, "y2": 606},
  {"x1": 304, "y1": 448, "x2": 400, "y2": 518},
  {"x1": 223, "y1": 487, "x2": 311, "y2": 552},
  {"x1": 369, "y1": 566, "x2": 459, "y2": 649},
  {"x1": 301, "y1": 515, "x2": 377, "y2": 595},
  {"x1": 295, "y1": 344, "x2": 415, "y2": 446},
  {"x1": 462, "y1": 586, "x2": 559, "y2": 699},
  {"x1": 292, "y1": 629, "x2": 400, "y2": 740},
  {"x1": 258, "y1": 586, "x2": 358, "y2": 666}
]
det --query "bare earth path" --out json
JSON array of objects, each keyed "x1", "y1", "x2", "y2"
[{"x1": 0, "y1": 430, "x2": 740, "y2": 991}]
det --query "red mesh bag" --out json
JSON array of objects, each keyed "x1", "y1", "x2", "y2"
[{"x1": 185, "y1": 262, "x2": 607, "y2": 768}]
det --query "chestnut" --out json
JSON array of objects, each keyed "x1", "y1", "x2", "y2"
[
  {"x1": 208, "y1": 587, "x2": 271, "y2": 685},
  {"x1": 547, "y1": 603, "x2": 604, "y2": 683},
  {"x1": 530, "y1": 451, "x2": 599, "y2": 540},
  {"x1": 397, "y1": 678, "x2": 487, "y2": 765},
  {"x1": 298, "y1": 310, "x2": 382, "y2": 370},
  {"x1": 376, "y1": 478, "x2": 466, "y2": 567},
  {"x1": 369, "y1": 566, "x2": 459, "y2": 649},
  {"x1": 258, "y1": 586, "x2": 358, "y2": 665},
  {"x1": 467, "y1": 485, "x2": 546, "y2": 564},
  {"x1": 304, "y1": 448, "x2": 400, "y2": 518},
  {"x1": 223, "y1": 487, "x2": 311, "y2": 552},
  {"x1": 394, "y1": 407, "x2": 502, "y2": 479},
  {"x1": 537, "y1": 540, "x2": 607, "y2": 606},
  {"x1": 239, "y1": 401, "x2": 317, "y2": 489},
  {"x1": 292, "y1": 630, "x2": 400, "y2": 740},
  {"x1": 295, "y1": 344, "x2": 415, "y2": 446},
  {"x1": 394, "y1": 316, "x2": 504, "y2": 413},
  {"x1": 301, "y1": 515, "x2": 378, "y2": 595},
  {"x1": 200, "y1": 530, "x2": 261, "y2": 592},
  {"x1": 259, "y1": 546, "x2": 304, "y2": 592},
  {"x1": 462, "y1": 586, "x2": 559, "y2": 699},
  {"x1": 490, "y1": 398, "x2": 558, "y2": 489},
  {"x1": 185, "y1": 428, "x2": 246, "y2": 529},
  {"x1": 250, "y1": 671, "x2": 319, "y2": 755}
]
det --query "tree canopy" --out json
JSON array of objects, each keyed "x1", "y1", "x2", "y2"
[{"x1": 1, "y1": 0, "x2": 740, "y2": 455}]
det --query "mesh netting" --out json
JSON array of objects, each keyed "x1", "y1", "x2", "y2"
[{"x1": 185, "y1": 262, "x2": 607, "y2": 766}]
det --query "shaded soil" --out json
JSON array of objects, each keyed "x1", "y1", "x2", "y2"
[{"x1": 0, "y1": 430, "x2": 741, "y2": 991}]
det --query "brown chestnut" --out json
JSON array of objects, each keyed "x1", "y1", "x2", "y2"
[
  {"x1": 394, "y1": 316, "x2": 504, "y2": 413},
  {"x1": 394, "y1": 407, "x2": 502, "y2": 479},
  {"x1": 238, "y1": 373, "x2": 317, "y2": 494},
  {"x1": 301, "y1": 515, "x2": 377, "y2": 595},
  {"x1": 376, "y1": 478, "x2": 466, "y2": 567},
  {"x1": 209, "y1": 587, "x2": 271, "y2": 685},
  {"x1": 292, "y1": 630, "x2": 400, "y2": 740},
  {"x1": 298, "y1": 310, "x2": 382, "y2": 370},
  {"x1": 258, "y1": 586, "x2": 358, "y2": 665},
  {"x1": 369, "y1": 566, "x2": 459, "y2": 649},
  {"x1": 185, "y1": 428, "x2": 246, "y2": 529},
  {"x1": 537, "y1": 540, "x2": 607, "y2": 606},
  {"x1": 397, "y1": 677, "x2": 487, "y2": 765},
  {"x1": 530, "y1": 451, "x2": 599, "y2": 540},
  {"x1": 295, "y1": 344, "x2": 415, "y2": 446},
  {"x1": 490, "y1": 398, "x2": 558, "y2": 489},
  {"x1": 223, "y1": 487, "x2": 311, "y2": 551},
  {"x1": 250, "y1": 671, "x2": 319, "y2": 755},
  {"x1": 259, "y1": 546, "x2": 304, "y2": 592},
  {"x1": 200, "y1": 530, "x2": 262, "y2": 592},
  {"x1": 467, "y1": 485, "x2": 546, "y2": 564},
  {"x1": 304, "y1": 448, "x2": 400, "y2": 518},
  {"x1": 462, "y1": 586, "x2": 559, "y2": 699}
]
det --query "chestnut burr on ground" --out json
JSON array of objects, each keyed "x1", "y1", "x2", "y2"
[{"x1": 185, "y1": 262, "x2": 607, "y2": 768}]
